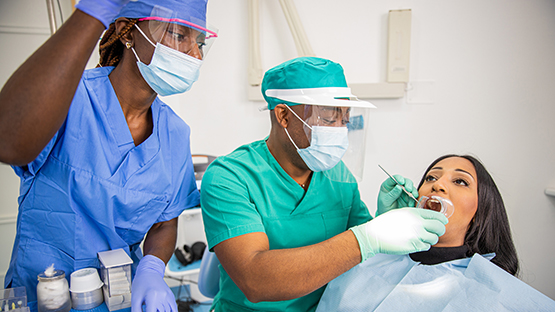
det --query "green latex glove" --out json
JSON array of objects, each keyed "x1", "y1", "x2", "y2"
[
  {"x1": 350, "y1": 208, "x2": 448, "y2": 262},
  {"x1": 376, "y1": 175, "x2": 419, "y2": 217}
]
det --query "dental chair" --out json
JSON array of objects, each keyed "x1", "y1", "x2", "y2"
[
  {"x1": 198, "y1": 247, "x2": 220, "y2": 298},
  {"x1": 164, "y1": 208, "x2": 206, "y2": 300}
]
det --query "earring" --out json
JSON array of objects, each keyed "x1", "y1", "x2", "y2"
[{"x1": 125, "y1": 42, "x2": 132, "y2": 49}]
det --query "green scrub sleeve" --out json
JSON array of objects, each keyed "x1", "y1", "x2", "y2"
[
  {"x1": 201, "y1": 159, "x2": 266, "y2": 251},
  {"x1": 347, "y1": 186, "x2": 372, "y2": 228}
]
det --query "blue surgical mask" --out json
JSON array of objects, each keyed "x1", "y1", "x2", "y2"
[
  {"x1": 131, "y1": 24, "x2": 202, "y2": 96},
  {"x1": 283, "y1": 106, "x2": 349, "y2": 172}
]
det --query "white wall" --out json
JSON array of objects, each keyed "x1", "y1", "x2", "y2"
[{"x1": 1, "y1": 0, "x2": 554, "y2": 300}]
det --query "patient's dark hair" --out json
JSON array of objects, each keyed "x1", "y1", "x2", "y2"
[{"x1": 417, "y1": 154, "x2": 519, "y2": 276}]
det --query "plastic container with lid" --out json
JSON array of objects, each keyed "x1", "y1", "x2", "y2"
[
  {"x1": 36, "y1": 266, "x2": 71, "y2": 312},
  {"x1": 1, "y1": 286, "x2": 29, "y2": 312},
  {"x1": 97, "y1": 249, "x2": 133, "y2": 311},
  {"x1": 69, "y1": 268, "x2": 104, "y2": 310}
]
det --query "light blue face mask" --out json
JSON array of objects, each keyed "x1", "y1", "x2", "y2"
[
  {"x1": 131, "y1": 24, "x2": 202, "y2": 96},
  {"x1": 283, "y1": 105, "x2": 349, "y2": 172}
]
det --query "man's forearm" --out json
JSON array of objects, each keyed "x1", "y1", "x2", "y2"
[{"x1": 215, "y1": 230, "x2": 361, "y2": 303}]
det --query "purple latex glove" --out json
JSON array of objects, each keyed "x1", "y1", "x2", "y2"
[
  {"x1": 131, "y1": 255, "x2": 177, "y2": 312},
  {"x1": 75, "y1": 0, "x2": 131, "y2": 28}
]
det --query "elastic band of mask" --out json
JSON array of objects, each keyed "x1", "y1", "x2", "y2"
[
  {"x1": 130, "y1": 46, "x2": 141, "y2": 62},
  {"x1": 134, "y1": 24, "x2": 157, "y2": 48},
  {"x1": 283, "y1": 127, "x2": 300, "y2": 151},
  {"x1": 283, "y1": 105, "x2": 313, "y2": 130}
]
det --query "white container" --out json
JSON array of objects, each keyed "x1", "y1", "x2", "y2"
[
  {"x1": 98, "y1": 249, "x2": 133, "y2": 311},
  {"x1": 70, "y1": 268, "x2": 103, "y2": 293},
  {"x1": 70, "y1": 288, "x2": 103, "y2": 311},
  {"x1": 69, "y1": 268, "x2": 104, "y2": 310}
]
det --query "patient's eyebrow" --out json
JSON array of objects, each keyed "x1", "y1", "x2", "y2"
[
  {"x1": 429, "y1": 166, "x2": 476, "y2": 181},
  {"x1": 455, "y1": 169, "x2": 475, "y2": 181}
]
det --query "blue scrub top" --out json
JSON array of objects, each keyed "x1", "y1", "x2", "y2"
[{"x1": 5, "y1": 66, "x2": 200, "y2": 302}]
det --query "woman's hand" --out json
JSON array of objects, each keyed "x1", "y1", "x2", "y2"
[{"x1": 75, "y1": 0, "x2": 131, "y2": 28}]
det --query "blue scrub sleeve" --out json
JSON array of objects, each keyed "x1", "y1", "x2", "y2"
[
  {"x1": 200, "y1": 159, "x2": 265, "y2": 251},
  {"x1": 156, "y1": 173, "x2": 199, "y2": 223},
  {"x1": 155, "y1": 126, "x2": 200, "y2": 223},
  {"x1": 12, "y1": 74, "x2": 77, "y2": 179},
  {"x1": 12, "y1": 124, "x2": 63, "y2": 179}
]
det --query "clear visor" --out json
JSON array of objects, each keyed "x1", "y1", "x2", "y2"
[
  {"x1": 139, "y1": 6, "x2": 218, "y2": 59},
  {"x1": 294, "y1": 104, "x2": 370, "y2": 182}
]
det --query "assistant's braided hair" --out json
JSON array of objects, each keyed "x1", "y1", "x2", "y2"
[{"x1": 97, "y1": 19, "x2": 139, "y2": 68}]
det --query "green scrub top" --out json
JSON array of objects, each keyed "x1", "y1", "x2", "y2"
[{"x1": 201, "y1": 140, "x2": 371, "y2": 312}]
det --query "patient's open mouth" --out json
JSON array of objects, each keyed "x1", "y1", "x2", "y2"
[
  {"x1": 416, "y1": 195, "x2": 454, "y2": 218},
  {"x1": 425, "y1": 198, "x2": 442, "y2": 212}
]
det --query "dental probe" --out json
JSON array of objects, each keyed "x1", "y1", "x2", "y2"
[{"x1": 378, "y1": 164, "x2": 418, "y2": 203}]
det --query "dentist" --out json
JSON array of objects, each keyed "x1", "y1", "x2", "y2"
[{"x1": 200, "y1": 57, "x2": 448, "y2": 311}]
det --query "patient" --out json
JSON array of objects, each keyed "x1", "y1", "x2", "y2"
[
  {"x1": 316, "y1": 155, "x2": 555, "y2": 311},
  {"x1": 411, "y1": 154, "x2": 518, "y2": 274}
]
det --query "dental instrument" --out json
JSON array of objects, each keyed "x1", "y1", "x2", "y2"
[{"x1": 377, "y1": 165, "x2": 418, "y2": 203}]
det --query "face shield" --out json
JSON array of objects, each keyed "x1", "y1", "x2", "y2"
[
  {"x1": 265, "y1": 87, "x2": 375, "y2": 182},
  {"x1": 139, "y1": 5, "x2": 218, "y2": 59}
]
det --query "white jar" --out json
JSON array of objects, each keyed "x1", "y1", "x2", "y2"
[{"x1": 37, "y1": 270, "x2": 71, "y2": 312}]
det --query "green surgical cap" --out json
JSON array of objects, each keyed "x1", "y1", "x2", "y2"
[{"x1": 261, "y1": 57, "x2": 348, "y2": 110}]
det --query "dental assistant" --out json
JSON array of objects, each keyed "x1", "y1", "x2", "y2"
[
  {"x1": 200, "y1": 57, "x2": 448, "y2": 311},
  {"x1": 0, "y1": 0, "x2": 216, "y2": 311}
]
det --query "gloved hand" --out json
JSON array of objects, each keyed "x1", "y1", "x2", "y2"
[
  {"x1": 131, "y1": 255, "x2": 177, "y2": 312},
  {"x1": 350, "y1": 208, "x2": 448, "y2": 262},
  {"x1": 376, "y1": 174, "x2": 419, "y2": 217},
  {"x1": 75, "y1": 0, "x2": 131, "y2": 29}
]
